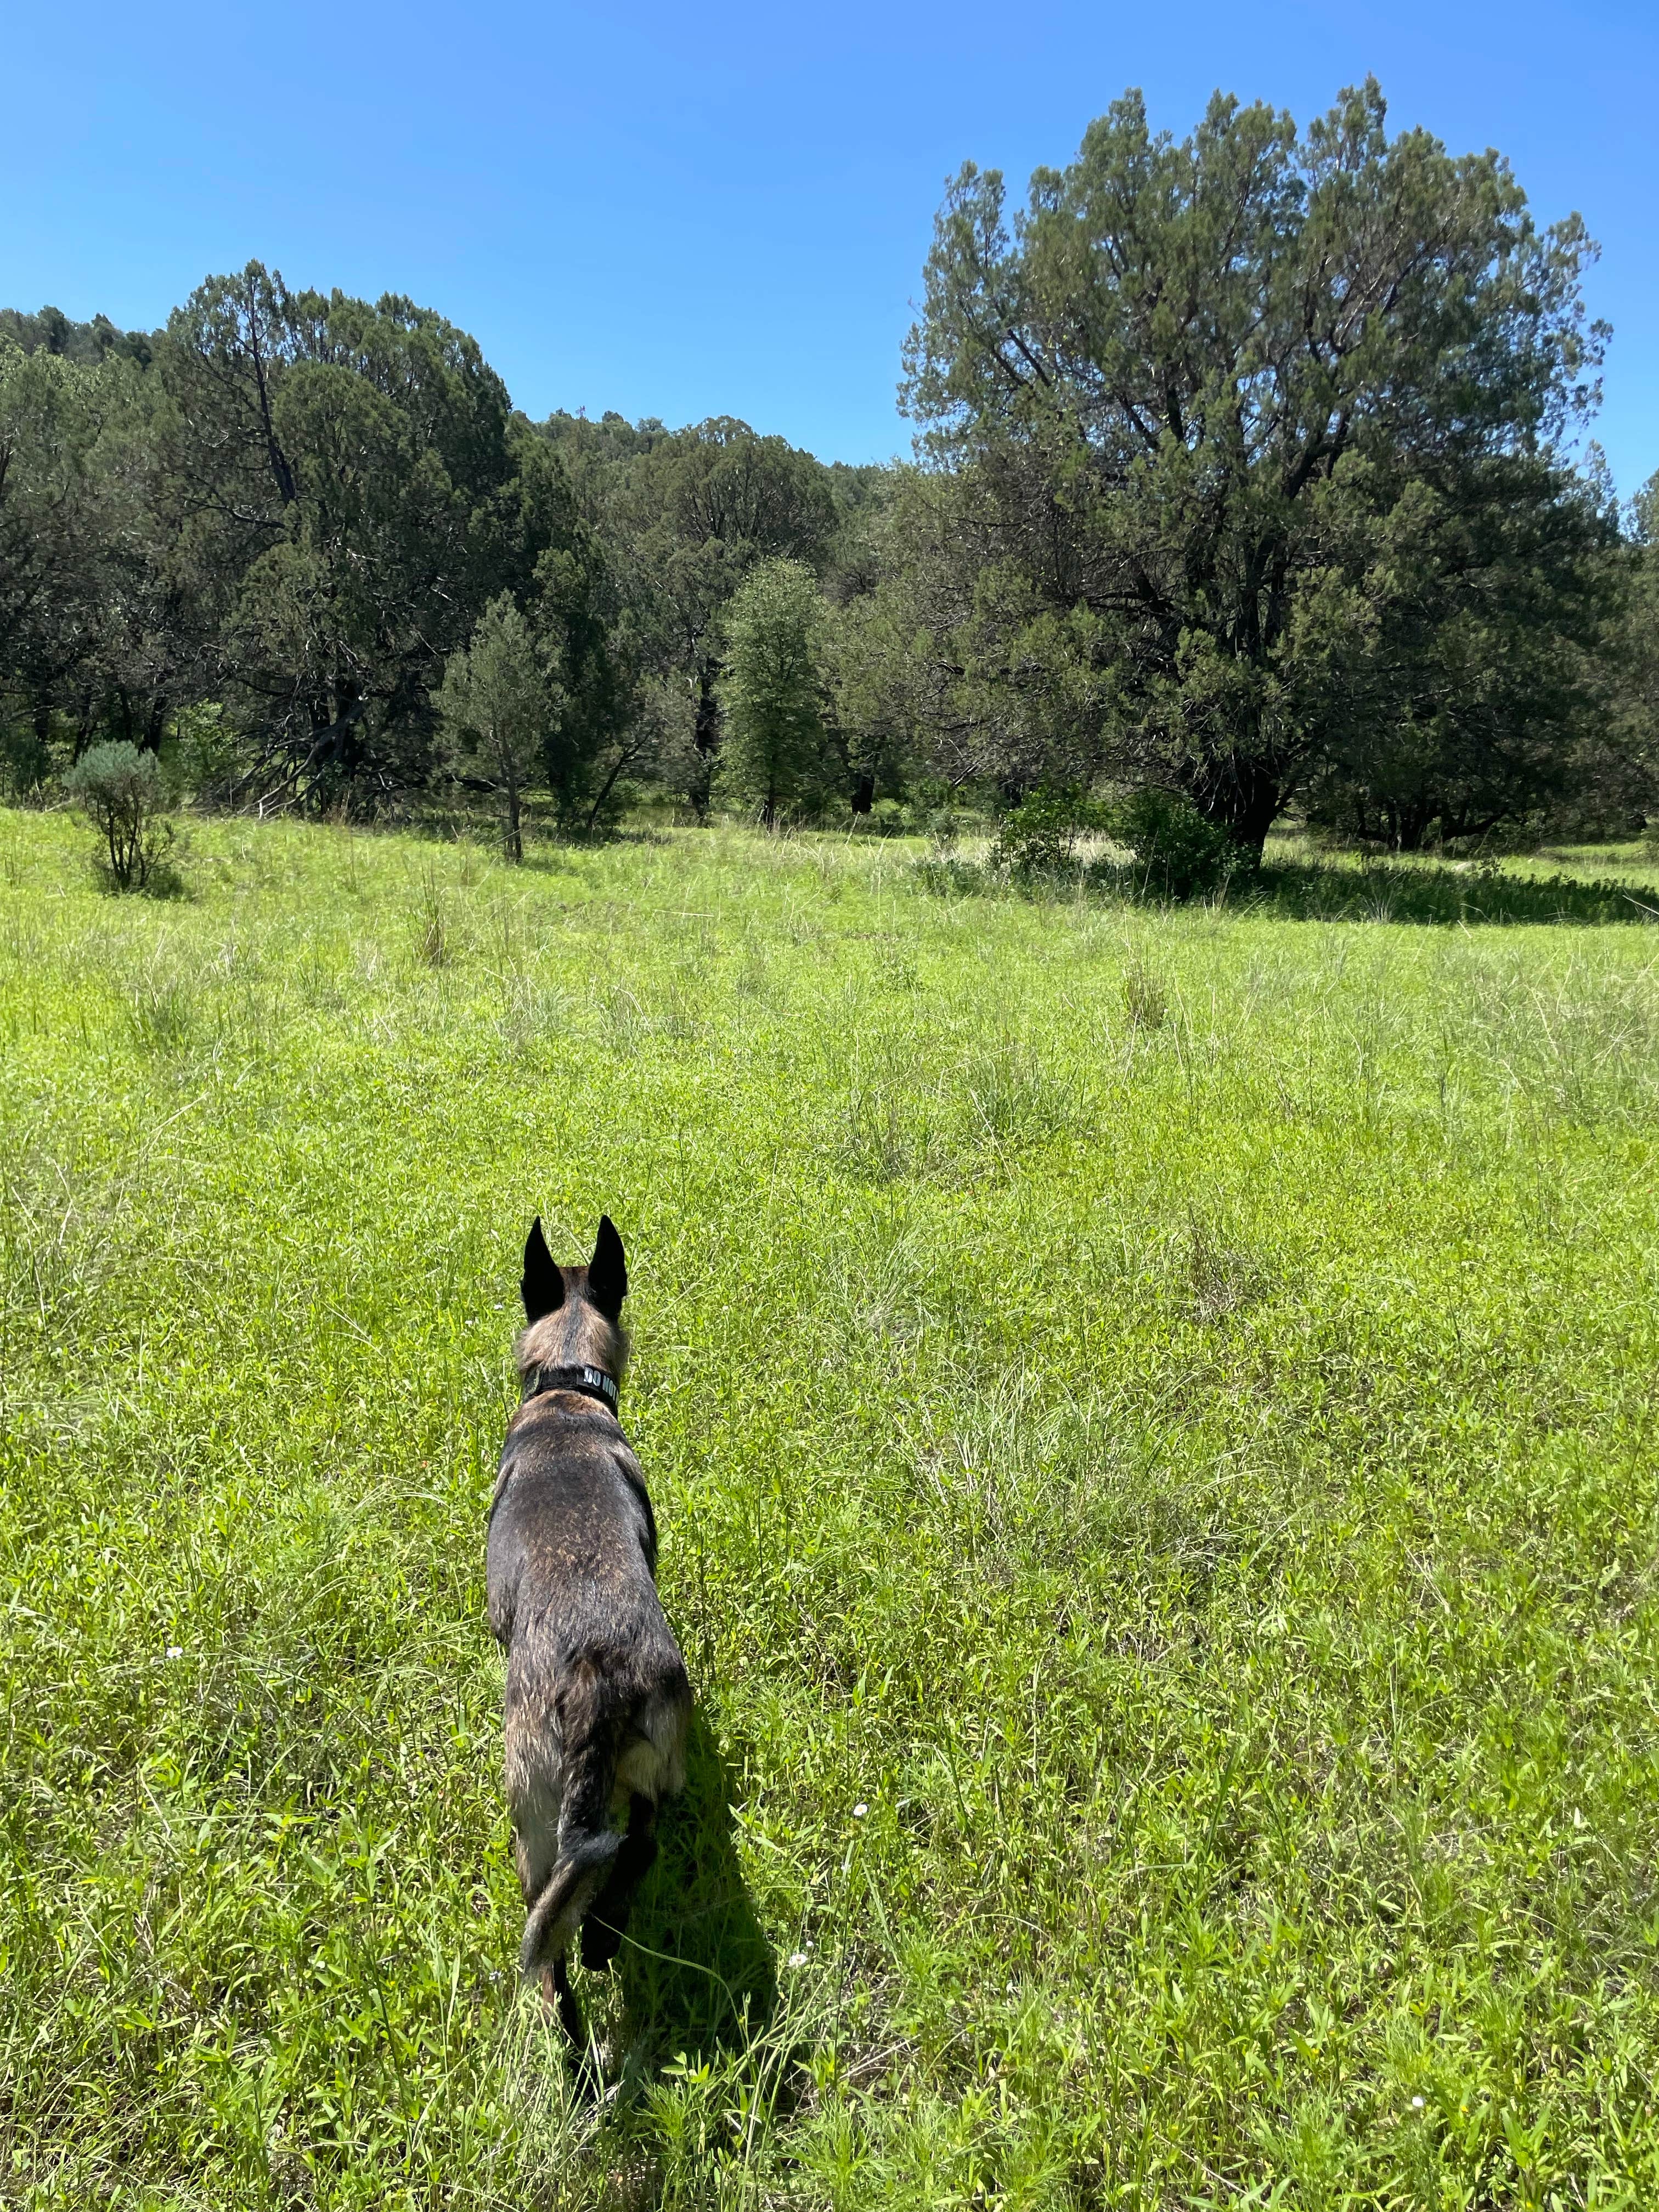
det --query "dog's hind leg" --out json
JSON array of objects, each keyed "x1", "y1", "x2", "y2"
[
  {"x1": 580, "y1": 1792, "x2": 660, "y2": 1971},
  {"x1": 518, "y1": 1675, "x2": 624, "y2": 1981},
  {"x1": 542, "y1": 1952, "x2": 586, "y2": 2047},
  {"x1": 505, "y1": 1708, "x2": 563, "y2": 1917}
]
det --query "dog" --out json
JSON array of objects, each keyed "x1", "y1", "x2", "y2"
[{"x1": 487, "y1": 1214, "x2": 691, "y2": 2044}]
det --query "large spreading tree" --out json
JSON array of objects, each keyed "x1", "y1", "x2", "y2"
[
  {"x1": 152, "y1": 264, "x2": 624, "y2": 810},
  {"x1": 900, "y1": 79, "x2": 1612, "y2": 854}
]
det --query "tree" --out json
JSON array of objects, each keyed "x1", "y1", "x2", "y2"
[
  {"x1": 436, "y1": 596, "x2": 550, "y2": 861},
  {"x1": 543, "y1": 414, "x2": 839, "y2": 812},
  {"x1": 900, "y1": 80, "x2": 1609, "y2": 855},
  {"x1": 1301, "y1": 465, "x2": 1619, "y2": 847},
  {"x1": 0, "y1": 334, "x2": 184, "y2": 777},
  {"x1": 821, "y1": 469, "x2": 962, "y2": 806},
  {"x1": 1, "y1": 340, "x2": 106, "y2": 750},
  {"x1": 522, "y1": 521, "x2": 637, "y2": 836},
  {"x1": 0, "y1": 306, "x2": 154, "y2": 368},
  {"x1": 1605, "y1": 476, "x2": 1659, "y2": 830},
  {"x1": 153, "y1": 264, "x2": 613, "y2": 812},
  {"x1": 716, "y1": 560, "x2": 835, "y2": 823}
]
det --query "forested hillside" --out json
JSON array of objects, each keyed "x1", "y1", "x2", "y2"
[{"x1": 3, "y1": 79, "x2": 1657, "y2": 857}]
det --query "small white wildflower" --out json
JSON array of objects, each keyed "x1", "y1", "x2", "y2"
[
  {"x1": 852, "y1": 1802, "x2": 868, "y2": 1819},
  {"x1": 1411, "y1": 2095, "x2": 1425, "y2": 2110},
  {"x1": 166, "y1": 1646, "x2": 183, "y2": 1661},
  {"x1": 787, "y1": 1950, "x2": 808, "y2": 1968}
]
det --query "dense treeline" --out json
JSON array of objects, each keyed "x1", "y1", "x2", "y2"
[{"x1": 3, "y1": 80, "x2": 1656, "y2": 861}]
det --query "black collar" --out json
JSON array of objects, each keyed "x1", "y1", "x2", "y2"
[{"x1": 524, "y1": 1362, "x2": 619, "y2": 1414}]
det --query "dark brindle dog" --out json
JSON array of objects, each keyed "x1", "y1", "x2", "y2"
[{"x1": 487, "y1": 1215, "x2": 691, "y2": 2042}]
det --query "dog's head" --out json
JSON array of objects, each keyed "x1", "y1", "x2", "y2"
[{"x1": 515, "y1": 1214, "x2": 629, "y2": 1380}]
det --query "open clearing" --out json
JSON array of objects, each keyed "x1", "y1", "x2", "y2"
[{"x1": 4, "y1": 812, "x2": 1659, "y2": 2209}]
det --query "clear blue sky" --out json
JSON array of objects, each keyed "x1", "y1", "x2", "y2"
[{"x1": 6, "y1": 0, "x2": 1656, "y2": 494}]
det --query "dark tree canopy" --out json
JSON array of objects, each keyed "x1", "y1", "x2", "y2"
[
  {"x1": 154, "y1": 266, "x2": 610, "y2": 806},
  {"x1": 0, "y1": 305, "x2": 154, "y2": 368},
  {"x1": 540, "y1": 411, "x2": 846, "y2": 810},
  {"x1": 0, "y1": 335, "x2": 170, "y2": 777},
  {"x1": 900, "y1": 79, "x2": 1615, "y2": 853},
  {"x1": 1, "y1": 101, "x2": 1651, "y2": 855}
]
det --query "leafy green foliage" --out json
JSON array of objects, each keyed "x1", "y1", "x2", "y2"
[
  {"x1": 991, "y1": 784, "x2": 1110, "y2": 874},
  {"x1": 988, "y1": 786, "x2": 1246, "y2": 900},
  {"x1": 901, "y1": 80, "x2": 1615, "y2": 852},
  {"x1": 0, "y1": 335, "x2": 159, "y2": 763},
  {"x1": 0, "y1": 268, "x2": 631, "y2": 819},
  {"x1": 716, "y1": 557, "x2": 837, "y2": 823},
  {"x1": 0, "y1": 303, "x2": 153, "y2": 366},
  {"x1": 62, "y1": 738, "x2": 176, "y2": 890},
  {"x1": 1, "y1": 289, "x2": 866, "y2": 830},
  {"x1": 1596, "y1": 473, "x2": 1659, "y2": 837},
  {"x1": 1114, "y1": 787, "x2": 1249, "y2": 899},
  {"x1": 5, "y1": 75, "x2": 1658, "y2": 855},
  {"x1": 4, "y1": 808, "x2": 1659, "y2": 2203},
  {"x1": 436, "y1": 596, "x2": 551, "y2": 862},
  {"x1": 544, "y1": 413, "x2": 847, "y2": 816},
  {"x1": 159, "y1": 264, "x2": 595, "y2": 810}
]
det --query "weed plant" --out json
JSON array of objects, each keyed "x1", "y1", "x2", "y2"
[{"x1": 3, "y1": 809, "x2": 1659, "y2": 2206}]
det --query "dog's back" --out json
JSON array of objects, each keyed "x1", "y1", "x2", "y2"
[{"x1": 487, "y1": 1216, "x2": 691, "y2": 2010}]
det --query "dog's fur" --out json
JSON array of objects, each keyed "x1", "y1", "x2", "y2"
[{"x1": 487, "y1": 1214, "x2": 691, "y2": 2039}]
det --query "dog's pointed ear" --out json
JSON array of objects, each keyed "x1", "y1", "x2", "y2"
[
  {"x1": 522, "y1": 1217, "x2": 565, "y2": 1322},
  {"x1": 588, "y1": 1214, "x2": 627, "y2": 1322}
]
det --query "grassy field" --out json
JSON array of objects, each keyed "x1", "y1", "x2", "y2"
[{"x1": 4, "y1": 808, "x2": 1659, "y2": 2210}]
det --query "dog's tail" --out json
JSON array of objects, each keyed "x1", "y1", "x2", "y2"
[
  {"x1": 519, "y1": 1830, "x2": 620, "y2": 1979},
  {"x1": 519, "y1": 1669, "x2": 623, "y2": 1980}
]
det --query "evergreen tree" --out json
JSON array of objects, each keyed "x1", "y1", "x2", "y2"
[
  {"x1": 436, "y1": 596, "x2": 550, "y2": 862},
  {"x1": 902, "y1": 80, "x2": 1610, "y2": 854},
  {"x1": 716, "y1": 559, "x2": 833, "y2": 825}
]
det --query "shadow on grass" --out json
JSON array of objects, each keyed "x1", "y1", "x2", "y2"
[
  {"x1": 612, "y1": 1708, "x2": 777, "y2": 2062},
  {"x1": 1251, "y1": 860, "x2": 1659, "y2": 927},
  {"x1": 916, "y1": 852, "x2": 1659, "y2": 927}
]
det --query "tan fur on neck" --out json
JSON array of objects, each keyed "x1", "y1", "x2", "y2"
[{"x1": 515, "y1": 1267, "x2": 629, "y2": 1381}]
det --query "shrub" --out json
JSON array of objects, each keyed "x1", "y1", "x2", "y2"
[
  {"x1": 63, "y1": 742, "x2": 177, "y2": 892},
  {"x1": 992, "y1": 786, "x2": 1109, "y2": 874},
  {"x1": 1114, "y1": 788, "x2": 1246, "y2": 900}
]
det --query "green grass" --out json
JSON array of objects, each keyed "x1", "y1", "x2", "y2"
[
  {"x1": 924, "y1": 830, "x2": 1659, "y2": 928},
  {"x1": 3, "y1": 807, "x2": 1659, "y2": 2209}
]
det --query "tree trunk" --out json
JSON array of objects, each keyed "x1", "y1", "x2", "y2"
[
  {"x1": 505, "y1": 773, "x2": 522, "y2": 864},
  {"x1": 1187, "y1": 753, "x2": 1283, "y2": 863},
  {"x1": 693, "y1": 665, "x2": 721, "y2": 754},
  {"x1": 243, "y1": 278, "x2": 298, "y2": 508},
  {"x1": 690, "y1": 665, "x2": 721, "y2": 823},
  {"x1": 583, "y1": 740, "x2": 643, "y2": 837}
]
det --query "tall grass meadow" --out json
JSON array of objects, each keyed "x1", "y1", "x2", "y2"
[{"x1": 3, "y1": 808, "x2": 1659, "y2": 2206}]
